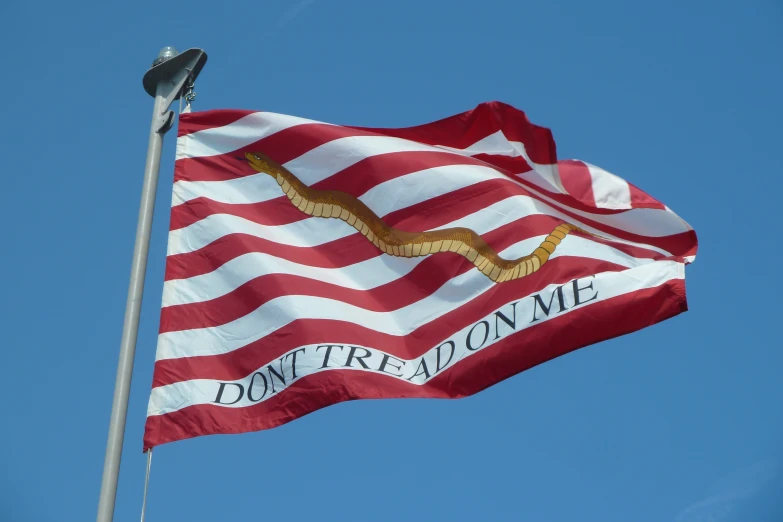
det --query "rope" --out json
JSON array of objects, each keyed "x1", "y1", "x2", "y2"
[{"x1": 139, "y1": 448, "x2": 153, "y2": 522}]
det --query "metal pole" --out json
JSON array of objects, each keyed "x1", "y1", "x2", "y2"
[
  {"x1": 95, "y1": 83, "x2": 166, "y2": 522},
  {"x1": 96, "y1": 47, "x2": 207, "y2": 522}
]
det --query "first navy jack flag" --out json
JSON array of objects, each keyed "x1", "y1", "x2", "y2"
[{"x1": 143, "y1": 101, "x2": 697, "y2": 449}]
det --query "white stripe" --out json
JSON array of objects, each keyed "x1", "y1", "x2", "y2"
[
  {"x1": 163, "y1": 235, "x2": 652, "y2": 307},
  {"x1": 435, "y1": 130, "x2": 566, "y2": 194},
  {"x1": 166, "y1": 193, "x2": 680, "y2": 258},
  {"x1": 176, "y1": 112, "x2": 327, "y2": 160},
  {"x1": 175, "y1": 114, "x2": 691, "y2": 239},
  {"x1": 170, "y1": 144, "x2": 691, "y2": 250},
  {"x1": 172, "y1": 134, "x2": 478, "y2": 206},
  {"x1": 176, "y1": 113, "x2": 526, "y2": 168},
  {"x1": 585, "y1": 162, "x2": 633, "y2": 210},
  {"x1": 172, "y1": 172, "x2": 279, "y2": 207},
  {"x1": 437, "y1": 130, "x2": 519, "y2": 156},
  {"x1": 171, "y1": 131, "x2": 533, "y2": 207},
  {"x1": 171, "y1": 162, "x2": 495, "y2": 209},
  {"x1": 148, "y1": 260, "x2": 684, "y2": 415},
  {"x1": 513, "y1": 176, "x2": 689, "y2": 240},
  {"x1": 156, "y1": 234, "x2": 665, "y2": 361},
  {"x1": 176, "y1": 134, "x2": 459, "y2": 201},
  {"x1": 157, "y1": 239, "x2": 526, "y2": 360}
]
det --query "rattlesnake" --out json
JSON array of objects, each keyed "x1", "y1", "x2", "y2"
[{"x1": 245, "y1": 152, "x2": 590, "y2": 283}]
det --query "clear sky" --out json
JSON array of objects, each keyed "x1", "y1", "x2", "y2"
[{"x1": 1, "y1": 0, "x2": 781, "y2": 521}]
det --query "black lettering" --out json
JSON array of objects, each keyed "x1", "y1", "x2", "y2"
[
  {"x1": 284, "y1": 348, "x2": 306, "y2": 379},
  {"x1": 267, "y1": 363, "x2": 286, "y2": 393},
  {"x1": 344, "y1": 346, "x2": 372, "y2": 369},
  {"x1": 214, "y1": 382, "x2": 244, "y2": 405},
  {"x1": 316, "y1": 344, "x2": 344, "y2": 368},
  {"x1": 247, "y1": 372, "x2": 268, "y2": 402},
  {"x1": 436, "y1": 341, "x2": 455, "y2": 372},
  {"x1": 466, "y1": 321, "x2": 490, "y2": 351},
  {"x1": 377, "y1": 353, "x2": 406, "y2": 377},
  {"x1": 572, "y1": 277, "x2": 598, "y2": 306},
  {"x1": 407, "y1": 358, "x2": 431, "y2": 381},
  {"x1": 531, "y1": 285, "x2": 567, "y2": 322},
  {"x1": 493, "y1": 302, "x2": 518, "y2": 339}
]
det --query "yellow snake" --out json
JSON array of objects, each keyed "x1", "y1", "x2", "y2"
[{"x1": 245, "y1": 152, "x2": 589, "y2": 283}]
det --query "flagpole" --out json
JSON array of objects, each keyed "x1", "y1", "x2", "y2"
[{"x1": 96, "y1": 46, "x2": 207, "y2": 522}]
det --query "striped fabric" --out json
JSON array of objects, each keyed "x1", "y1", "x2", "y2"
[{"x1": 143, "y1": 101, "x2": 697, "y2": 449}]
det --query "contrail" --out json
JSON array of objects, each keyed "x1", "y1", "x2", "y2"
[
  {"x1": 672, "y1": 460, "x2": 779, "y2": 522},
  {"x1": 275, "y1": 0, "x2": 318, "y2": 29}
]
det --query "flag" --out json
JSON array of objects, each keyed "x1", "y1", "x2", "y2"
[{"x1": 143, "y1": 101, "x2": 697, "y2": 449}]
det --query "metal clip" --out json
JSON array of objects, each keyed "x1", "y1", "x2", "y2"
[{"x1": 184, "y1": 78, "x2": 197, "y2": 109}]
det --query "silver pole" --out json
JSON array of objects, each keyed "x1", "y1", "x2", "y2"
[
  {"x1": 96, "y1": 47, "x2": 207, "y2": 522},
  {"x1": 95, "y1": 82, "x2": 166, "y2": 522}
]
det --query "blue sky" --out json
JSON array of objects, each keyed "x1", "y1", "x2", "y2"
[{"x1": 1, "y1": 0, "x2": 781, "y2": 521}]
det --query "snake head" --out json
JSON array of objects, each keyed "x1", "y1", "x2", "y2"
[
  {"x1": 244, "y1": 152, "x2": 271, "y2": 172},
  {"x1": 244, "y1": 152, "x2": 288, "y2": 177}
]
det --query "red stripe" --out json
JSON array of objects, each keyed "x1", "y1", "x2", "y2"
[
  {"x1": 165, "y1": 233, "x2": 378, "y2": 281},
  {"x1": 178, "y1": 109, "x2": 256, "y2": 137},
  {"x1": 460, "y1": 153, "x2": 639, "y2": 216},
  {"x1": 144, "y1": 277, "x2": 686, "y2": 449},
  {"x1": 171, "y1": 197, "x2": 302, "y2": 231},
  {"x1": 164, "y1": 187, "x2": 675, "y2": 283},
  {"x1": 170, "y1": 175, "x2": 533, "y2": 233},
  {"x1": 169, "y1": 143, "x2": 698, "y2": 273},
  {"x1": 173, "y1": 115, "x2": 676, "y2": 236},
  {"x1": 169, "y1": 151, "x2": 520, "y2": 230},
  {"x1": 176, "y1": 105, "x2": 672, "y2": 217},
  {"x1": 472, "y1": 153, "x2": 678, "y2": 214},
  {"x1": 170, "y1": 151, "x2": 649, "y2": 233},
  {"x1": 166, "y1": 180, "x2": 533, "y2": 280},
  {"x1": 174, "y1": 123, "x2": 383, "y2": 182},
  {"x1": 557, "y1": 160, "x2": 596, "y2": 207},
  {"x1": 474, "y1": 154, "x2": 672, "y2": 213},
  {"x1": 165, "y1": 194, "x2": 697, "y2": 284},
  {"x1": 384, "y1": 187, "x2": 697, "y2": 263},
  {"x1": 154, "y1": 257, "x2": 642, "y2": 387},
  {"x1": 355, "y1": 101, "x2": 557, "y2": 165},
  {"x1": 173, "y1": 102, "x2": 556, "y2": 183},
  {"x1": 160, "y1": 217, "x2": 648, "y2": 333},
  {"x1": 628, "y1": 182, "x2": 667, "y2": 210}
]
